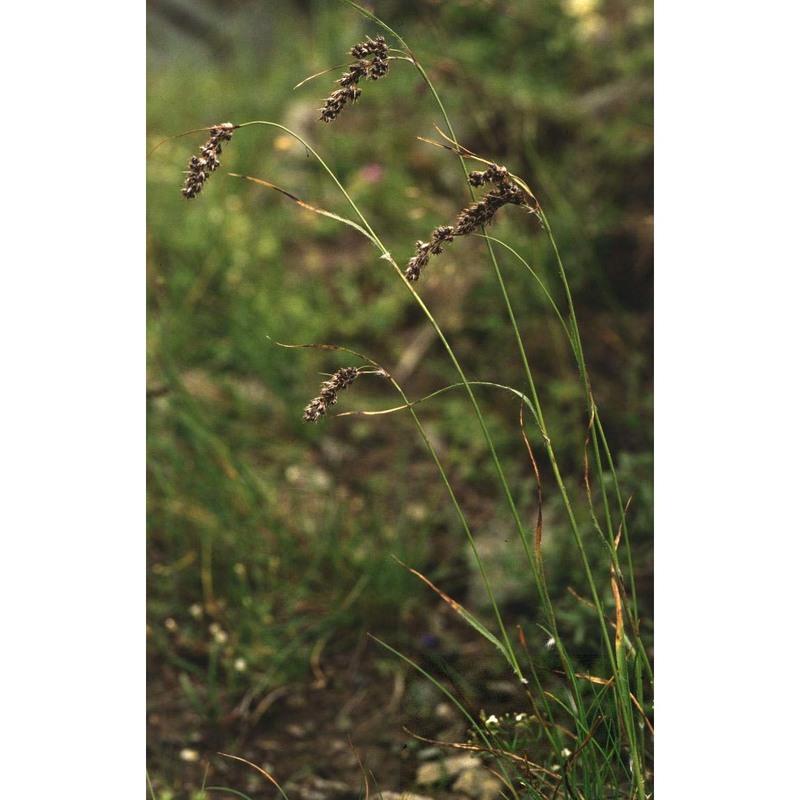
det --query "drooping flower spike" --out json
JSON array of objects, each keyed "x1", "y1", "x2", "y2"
[
  {"x1": 319, "y1": 35, "x2": 390, "y2": 123},
  {"x1": 405, "y1": 163, "x2": 529, "y2": 282},
  {"x1": 181, "y1": 123, "x2": 236, "y2": 199},
  {"x1": 302, "y1": 367, "x2": 362, "y2": 422}
]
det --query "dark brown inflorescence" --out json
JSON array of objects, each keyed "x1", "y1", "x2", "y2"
[
  {"x1": 320, "y1": 35, "x2": 390, "y2": 123},
  {"x1": 302, "y1": 367, "x2": 361, "y2": 422},
  {"x1": 181, "y1": 123, "x2": 236, "y2": 199},
  {"x1": 405, "y1": 163, "x2": 528, "y2": 282}
]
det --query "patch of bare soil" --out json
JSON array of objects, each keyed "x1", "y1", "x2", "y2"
[{"x1": 147, "y1": 619, "x2": 519, "y2": 800}]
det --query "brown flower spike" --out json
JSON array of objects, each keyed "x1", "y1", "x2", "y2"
[
  {"x1": 406, "y1": 163, "x2": 528, "y2": 282},
  {"x1": 181, "y1": 123, "x2": 236, "y2": 199},
  {"x1": 302, "y1": 367, "x2": 361, "y2": 422},
  {"x1": 320, "y1": 35, "x2": 390, "y2": 123}
]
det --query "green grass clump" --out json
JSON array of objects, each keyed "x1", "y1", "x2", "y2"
[{"x1": 148, "y1": 1, "x2": 652, "y2": 796}]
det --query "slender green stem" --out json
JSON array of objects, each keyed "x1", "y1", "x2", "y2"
[
  {"x1": 372, "y1": 635, "x2": 524, "y2": 798},
  {"x1": 386, "y1": 376, "x2": 525, "y2": 678},
  {"x1": 338, "y1": 8, "x2": 552, "y2": 653},
  {"x1": 239, "y1": 122, "x2": 532, "y2": 678},
  {"x1": 392, "y1": 26, "x2": 617, "y2": 782},
  {"x1": 236, "y1": 121, "x2": 385, "y2": 250},
  {"x1": 241, "y1": 13, "x2": 651, "y2": 791},
  {"x1": 538, "y1": 208, "x2": 650, "y2": 796},
  {"x1": 407, "y1": 48, "x2": 650, "y2": 786}
]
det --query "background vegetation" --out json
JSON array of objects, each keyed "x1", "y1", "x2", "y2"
[{"x1": 147, "y1": 0, "x2": 652, "y2": 795}]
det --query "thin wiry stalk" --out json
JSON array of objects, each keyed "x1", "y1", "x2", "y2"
[
  {"x1": 340, "y1": 3, "x2": 556, "y2": 652},
  {"x1": 537, "y1": 208, "x2": 651, "y2": 796},
  {"x1": 371, "y1": 635, "x2": 526, "y2": 799},
  {"x1": 360, "y1": 14, "x2": 650, "y2": 786},
  {"x1": 385, "y1": 34, "x2": 650, "y2": 783},
  {"x1": 207, "y1": 9, "x2": 650, "y2": 790},
  {"x1": 383, "y1": 36, "x2": 650, "y2": 794},
  {"x1": 373, "y1": 21, "x2": 606, "y2": 779},
  {"x1": 337, "y1": 14, "x2": 539, "y2": 569},
  {"x1": 480, "y1": 236, "x2": 652, "y2": 685},
  {"x1": 384, "y1": 375, "x2": 525, "y2": 679},
  {"x1": 479, "y1": 234, "x2": 573, "y2": 340},
  {"x1": 334, "y1": 10, "x2": 638, "y2": 786},
  {"x1": 489, "y1": 206, "x2": 647, "y2": 794},
  {"x1": 237, "y1": 120, "x2": 527, "y2": 679},
  {"x1": 484, "y1": 235, "x2": 643, "y2": 661}
]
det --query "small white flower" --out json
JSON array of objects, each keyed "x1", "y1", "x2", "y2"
[
  {"x1": 485, "y1": 714, "x2": 500, "y2": 728},
  {"x1": 209, "y1": 622, "x2": 228, "y2": 645},
  {"x1": 165, "y1": 618, "x2": 178, "y2": 632},
  {"x1": 561, "y1": 748, "x2": 572, "y2": 758},
  {"x1": 179, "y1": 748, "x2": 200, "y2": 762},
  {"x1": 189, "y1": 604, "x2": 203, "y2": 619},
  {"x1": 546, "y1": 637, "x2": 555, "y2": 649},
  {"x1": 515, "y1": 713, "x2": 527, "y2": 723},
  {"x1": 234, "y1": 657, "x2": 247, "y2": 672}
]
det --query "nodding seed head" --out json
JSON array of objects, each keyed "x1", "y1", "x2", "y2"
[
  {"x1": 405, "y1": 164, "x2": 529, "y2": 282},
  {"x1": 302, "y1": 367, "x2": 361, "y2": 422},
  {"x1": 319, "y1": 35, "x2": 390, "y2": 122},
  {"x1": 181, "y1": 123, "x2": 235, "y2": 199}
]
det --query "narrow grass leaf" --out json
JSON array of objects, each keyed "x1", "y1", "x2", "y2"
[
  {"x1": 392, "y1": 556, "x2": 516, "y2": 671},
  {"x1": 228, "y1": 174, "x2": 372, "y2": 240},
  {"x1": 218, "y1": 753, "x2": 290, "y2": 800}
]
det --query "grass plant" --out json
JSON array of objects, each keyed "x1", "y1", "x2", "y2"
[{"x1": 148, "y1": 2, "x2": 652, "y2": 797}]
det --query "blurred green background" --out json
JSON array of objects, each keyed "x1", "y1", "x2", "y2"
[{"x1": 147, "y1": 0, "x2": 652, "y2": 793}]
